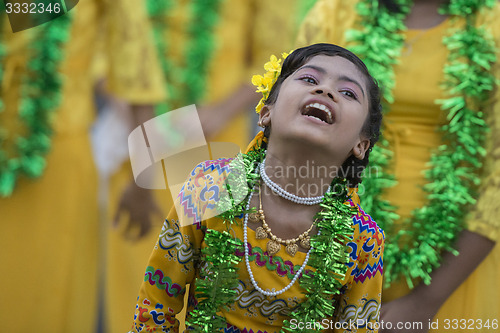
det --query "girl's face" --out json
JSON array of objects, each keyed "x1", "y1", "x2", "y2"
[{"x1": 259, "y1": 55, "x2": 371, "y2": 162}]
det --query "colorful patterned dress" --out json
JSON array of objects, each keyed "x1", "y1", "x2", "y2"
[{"x1": 128, "y1": 133, "x2": 385, "y2": 333}]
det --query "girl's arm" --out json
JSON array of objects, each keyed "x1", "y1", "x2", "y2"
[
  {"x1": 128, "y1": 212, "x2": 203, "y2": 332},
  {"x1": 127, "y1": 160, "x2": 215, "y2": 332}
]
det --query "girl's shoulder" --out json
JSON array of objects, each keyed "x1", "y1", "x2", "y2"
[
  {"x1": 175, "y1": 158, "x2": 241, "y2": 226},
  {"x1": 181, "y1": 158, "x2": 235, "y2": 196},
  {"x1": 345, "y1": 199, "x2": 385, "y2": 282},
  {"x1": 187, "y1": 158, "x2": 235, "y2": 178},
  {"x1": 347, "y1": 199, "x2": 385, "y2": 241}
]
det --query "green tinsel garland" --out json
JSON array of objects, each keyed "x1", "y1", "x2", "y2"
[
  {"x1": 146, "y1": 0, "x2": 224, "y2": 114},
  {"x1": 347, "y1": 0, "x2": 496, "y2": 287},
  {"x1": 0, "y1": 9, "x2": 72, "y2": 197},
  {"x1": 296, "y1": 0, "x2": 320, "y2": 28},
  {"x1": 344, "y1": 0, "x2": 406, "y2": 238},
  {"x1": 146, "y1": 0, "x2": 174, "y2": 115},
  {"x1": 186, "y1": 142, "x2": 264, "y2": 333},
  {"x1": 182, "y1": 0, "x2": 224, "y2": 105},
  {"x1": 282, "y1": 185, "x2": 356, "y2": 333},
  {"x1": 186, "y1": 141, "x2": 355, "y2": 332}
]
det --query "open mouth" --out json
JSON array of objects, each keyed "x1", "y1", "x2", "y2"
[{"x1": 302, "y1": 103, "x2": 334, "y2": 124}]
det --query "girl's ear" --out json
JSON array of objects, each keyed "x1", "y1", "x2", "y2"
[
  {"x1": 259, "y1": 104, "x2": 272, "y2": 127},
  {"x1": 353, "y1": 138, "x2": 370, "y2": 160}
]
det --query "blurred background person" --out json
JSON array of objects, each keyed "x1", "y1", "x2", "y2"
[
  {"x1": 297, "y1": 0, "x2": 500, "y2": 332},
  {"x1": 0, "y1": 0, "x2": 165, "y2": 332}
]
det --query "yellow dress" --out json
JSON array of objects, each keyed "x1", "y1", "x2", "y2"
[
  {"x1": 127, "y1": 132, "x2": 385, "y2": 333},
  {"x1": 0, "y1": 1, "x2": 165, "y2": 332},
  {"x1": 297, "y1": 0, "x2": 500, "y2": 330}
]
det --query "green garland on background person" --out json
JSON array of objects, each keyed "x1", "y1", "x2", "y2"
[
  {"x1": 146, "y1": 0, "x2": 224, "y2": 114},
  {"x1": 347, "y1": 0, "x2": 497, "y2": 287},
  {"x1": 182, "y1": 0, "x2": 224, "y2": 105},
  {"x1": 345, "y1": 0, "x2": 408, "y2": 242},
  {"x1": 146, "y1": 0, "x2": 174, "y2": 115},
  {"x1": 295, "y1": 0, "x2": 319, "y2": 29},
  {"x1": 186, "y1": 140, "x2": 356, "y2": 333},
  {"x1": 0, "y1": 10, "x2": 72, "y2": 197}
]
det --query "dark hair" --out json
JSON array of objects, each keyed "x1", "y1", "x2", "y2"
[{"x1": 263, "y1": 43, "x2": 382, "y2": 187}]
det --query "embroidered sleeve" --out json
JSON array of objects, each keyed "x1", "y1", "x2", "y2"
[
  {"x1": 333, "y1": 205, "x2": 384, "y2": 333},
  {"x1": 466, "y1": 6, "x2": 500, "y2": 242},
  {"x1": 130, "y1": 216, "x2": 200, "y2": 332}
]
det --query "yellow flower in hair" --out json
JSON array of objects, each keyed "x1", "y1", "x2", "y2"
[
  {"x1": 252, "y1": 51, "x2": 293, "y2": 113},
  {"x1": 264, "y1": 55, "x2": 281, "y2": 72}
]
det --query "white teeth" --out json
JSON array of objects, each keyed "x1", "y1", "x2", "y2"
[{"x1": 305, "y1": 103, "x2": 333, "y2": 123}]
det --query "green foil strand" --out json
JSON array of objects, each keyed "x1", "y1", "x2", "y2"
[
  {"x1": 0, "y1": 10, "x2": 72, "y2": 196},
  {"x1": 146, "y1": 0, "x2": 174, "y2": 114},
  {"x1": 147, "y1": 0, "x2": 224, "y2": 113},
  {"x1": 187, "y1": 229, "x2": 243, "y2": 333},
  {"x1": 282, "y1": 181, "x2": 355, "y2": 332},
  {"x1": 182, "y1": 0, "x2": 224, "y2": 105}
]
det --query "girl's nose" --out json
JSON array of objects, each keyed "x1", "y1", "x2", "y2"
[{"x1": 315, "y1": 88, "x2": 335, "y2": 101}]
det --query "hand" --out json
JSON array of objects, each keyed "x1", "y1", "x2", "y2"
[
  {"x1": 113, "y1": 181, "x2": 163, "y2": 241},
  {"x1": 380, "y1": 291, "x2": 439, "y2": 333}
]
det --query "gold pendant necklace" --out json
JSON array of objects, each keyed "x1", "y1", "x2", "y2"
[{"x1": 248, "y1": 184, "x2": 313, "y2": 256}]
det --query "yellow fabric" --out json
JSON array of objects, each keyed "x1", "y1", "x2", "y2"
[
  {"x1": 206, "y1": 0, "x2": 299, "y2": 151},
  {"x1": 297, "y1": 0, "x2": 500, "y2": 329},
  {"x1": 202, "y1": 0, "x2": 253, "y2": 151},
  {"x1": 465, "y1": 8, "x2": 500, "y2": 242},
  {"x1": 101, "y1": 0, "x2": 166, "y2": 104},
  {"x1": 128, "y1": 133, "x2": 385, "y2": 332},
  {"x1": 0, "y1": 0, "x2": 165, "y2": 331}
]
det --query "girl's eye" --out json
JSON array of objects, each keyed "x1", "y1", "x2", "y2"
[
  {"x1": 300, "y1": 76, "x2": 317, "y2": 84},
  {"x1": 341, "y1": 90, "x2": 358, "y2": 100}
]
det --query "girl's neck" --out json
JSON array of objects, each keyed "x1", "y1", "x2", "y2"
[{"x1": 263, "y1": 145, "x2": 341, "y2": 199}]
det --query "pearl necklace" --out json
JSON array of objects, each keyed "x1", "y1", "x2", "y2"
[
  {"x1": 243, "y1": 189, "x2": 312, "y2": 297},
  {"x1": 259, "y1": 158, "x2": 328, "y2": 205}
]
